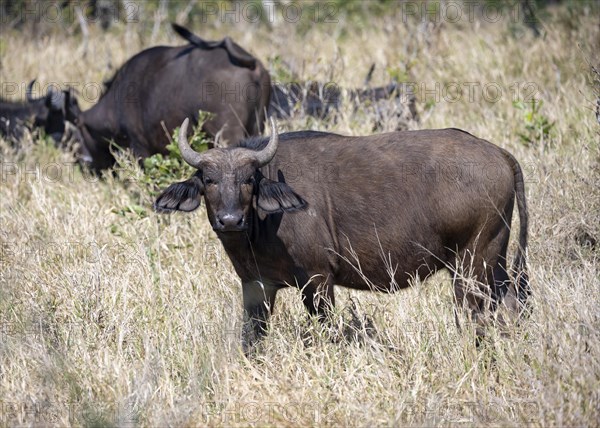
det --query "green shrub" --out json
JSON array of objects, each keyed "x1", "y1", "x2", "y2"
[
  {"x1": 513, "y1": 99, "x2": 556, "y2": 147},
  {"x1": 139, "y1": 112, "x2": 212, "y2": 196}
]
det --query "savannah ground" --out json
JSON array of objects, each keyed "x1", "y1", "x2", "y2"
[{"x1": 1, "y1": 1, "x2": 599, "y2": 426}]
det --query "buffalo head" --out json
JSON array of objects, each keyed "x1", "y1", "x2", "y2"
[
  {"x1": 28, "y1": 80, "x2": 79, "y2": 142},
  {"x1": 154, "y1": 118, "x2": 307, "y2": 232}
]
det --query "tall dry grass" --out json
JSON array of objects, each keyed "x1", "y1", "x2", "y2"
[{"x1": 1, "y1": 2, "x2": 599, "y2": 426}]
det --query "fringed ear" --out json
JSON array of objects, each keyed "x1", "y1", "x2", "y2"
[
  {"x1": 257, "y1": 177, "x2": 307, "y2": 214},
  {"x1": 45, "y1": 86, "x2": 65, "y2": 111},
  {"x1": 154, "y1": 175, "x2": 204, "y2": 213}
]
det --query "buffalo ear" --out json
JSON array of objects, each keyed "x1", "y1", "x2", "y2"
[
  {"x1": 64, "y1": 89, "x2": 81, "y2": 123},
  {"x1": 45, "y1": 86, "x2": 65, "y2": 111},
  {"x1": 154, "y1": 175, "x2": 203, "y2": 213},
  {"x1": 257, "y1": 177, "x2": 307, "y2": 213}
]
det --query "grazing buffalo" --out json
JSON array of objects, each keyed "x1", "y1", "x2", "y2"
[
  {"x1": 155, "y1": 119, "x2": 530, "y2": 352},
  {"x1": 349, "y1": 81, "x2": 418, "y2": 131},
  {"x1": 67, "y1": 23, "x2": 271, "y2": 171},
  {"x1": 268, "y1": 80, "x2": 417, "y2": 130},
  {"x1": 268, "y1": 81, "x2": 341, "y2": 119},
  {"x1": 0, "y1": 80, "x2": 73, "y2": 143}
]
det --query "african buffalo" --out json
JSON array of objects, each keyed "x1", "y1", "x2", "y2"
[
  {"x1": 268, "y1": 80, "x2": 417, "y2": 130},
  {"x1": 0, "y1": 80, "x2": 73, "y2": 143},
  {"x1": 155, "y1": 119, "x2": 530, "y2": 352},
  {"x1": 67, "y1": 23, "x2": 270, "y2": 171},
  {"x1": 268, "y1": 81, "x2": 340, "y2": 119}
]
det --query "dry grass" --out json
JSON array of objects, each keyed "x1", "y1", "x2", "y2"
[{"x1": 1, "y1": 2, "x2": 599, "y2": 426}]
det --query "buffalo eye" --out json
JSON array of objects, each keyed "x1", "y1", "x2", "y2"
[
  {"x1": 244, "y1": 176, "x2": 255, "y2": 185},
  {"x1": 204, "y1": 176, "x2": 215, "y2": 185}
]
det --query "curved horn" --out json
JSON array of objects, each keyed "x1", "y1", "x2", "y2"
[
  {"x1": 253, "y1": 118, "x2": 279, "y2": 167},
  {"x1": 178, "y1": 118, "x2": 206, "y2": 168},
  {"x1": 26, "y1": 79, "x2": 37, "y2": 101},
  {"x1": 213, "y1": 127, "x2": 224, "y2": 149}
]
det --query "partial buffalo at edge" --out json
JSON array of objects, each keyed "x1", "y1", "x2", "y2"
[{"x1": 0, "y1": 79, "x2": 75, "y2": 144}]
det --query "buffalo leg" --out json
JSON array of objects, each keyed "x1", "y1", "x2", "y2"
[
  {"x1": 241, "y1": 280, "x2": 278, "y2": 353},
  {"x1": 483, "y1": 223, "x2": 513, "y2": 315},
  {"x1": 301, "y1": 275, "x2": 335, "y2": 322},
  {"x1": 453, "y1": 223, "x2": 512, "y2": 337}
]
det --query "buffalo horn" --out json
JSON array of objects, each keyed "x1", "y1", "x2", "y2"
[
  {"x1": 178, "y1": 118, "x2": 206, "y2": 168},
  {"x1": 26, "y1": 79, "x2": 37, "y2": 102},
  {"x1": 252, "y1": 118, "x2": 279, "y2": 167}
]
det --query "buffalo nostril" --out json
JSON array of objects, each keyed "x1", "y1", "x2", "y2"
[{"x1": 218, "y1": 213, "x2": 244, "y2": 229}]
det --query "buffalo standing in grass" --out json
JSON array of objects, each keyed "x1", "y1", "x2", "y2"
[
  {"x1": 0, "y1": 80, "x2": 74, "y2": 143},
  {"x1": 67, "y1": 23, "x2": 271, "y2": 171},
  {"x1": 155, "y1": 119, "x2": 530, "y2": 352},
  {"x1": 268, "y1": 80, "x2": 417, "y2": 130}
]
